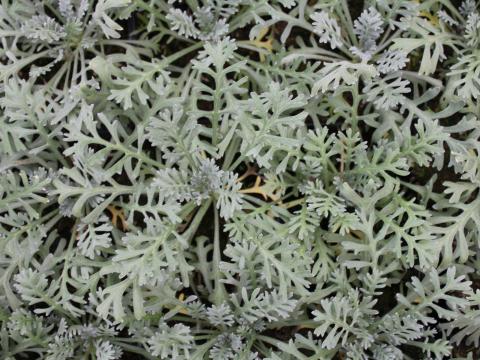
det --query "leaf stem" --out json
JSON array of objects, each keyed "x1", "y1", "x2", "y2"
[{"x1": 212, "y1": 207, "x2": 226, "y2": 305}]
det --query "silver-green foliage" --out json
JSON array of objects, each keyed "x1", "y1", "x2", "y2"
[{"x1": 1, "y1": 0, "x2": 480, "y2": 359}]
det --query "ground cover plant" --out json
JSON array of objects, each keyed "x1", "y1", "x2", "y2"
[{"x1": 1, "y1": 0, "x2": 480, "y2": 359}]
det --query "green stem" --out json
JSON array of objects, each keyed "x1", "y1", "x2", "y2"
[
  {"x1": 211, "y1": 73, "x2": 221, "y2": 146},
  {"x1": 184, "y1": 199, "x2": 212, "y2": 242},
  {"x1": 161, "y1": 41, "x2": 204, "y2": 66},
  {"x1": 340, "y1": 0, "x2": 357, "y2": 47},
  {"x1": 212, "y1": 207, "x2": 226, "y2": 305},
  {"x1": 112, "y1": 341, "x2": 156, "y2": 360}
]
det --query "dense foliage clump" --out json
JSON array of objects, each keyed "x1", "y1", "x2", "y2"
[{"x1": 1, "y1": 0, "x2": 480, "y2": 359}]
